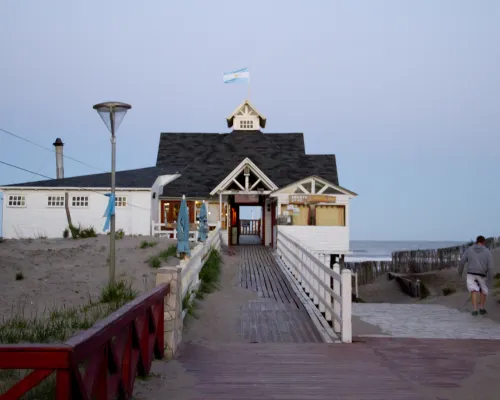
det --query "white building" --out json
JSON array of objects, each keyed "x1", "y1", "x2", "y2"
[{"x1": 0, "y1": 100, "x2": 357, "y2": 258}]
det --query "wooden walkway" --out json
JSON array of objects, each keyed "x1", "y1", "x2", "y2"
[
  {"x1": 237, "y1": 245, "x2": 323, "y2": 343},
  {"x1": 170, "y1": 338, "x2": 500, "y2": 399},
  {"x1": 135, "y1": 245, "x2": 500, "y2": 399}
]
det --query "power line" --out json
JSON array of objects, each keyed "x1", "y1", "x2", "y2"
[
  {"x1": 0, "y1": 159, "x2": 149, "y2": 210},
  {"x1": 0, "y1": 127, "x2": 107, "y2": 173},
  {"x1": 0, "y1": 160, "x2": 53, "y2": 180}
]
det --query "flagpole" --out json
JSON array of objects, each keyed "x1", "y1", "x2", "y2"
[{"x1": 247, "y1": 75, "x2": 250, "y2": 100}]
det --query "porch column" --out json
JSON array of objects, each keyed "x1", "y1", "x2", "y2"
[{"x1": 219, "y1": 192, "x2": 222, "y2": 225}]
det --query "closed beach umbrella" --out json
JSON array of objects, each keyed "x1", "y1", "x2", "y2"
[
  {"x1": 198, "y1": 201, "x2": 209, "y2": 242},
  {"x1": 177, "y1": 195, "x2": 191, "y2": 256}
]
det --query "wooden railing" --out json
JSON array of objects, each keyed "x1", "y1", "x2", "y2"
[
  {"x1": 277, "y1": 230, "x2": 352, "y2": 343},
  {"x1": 0, "y1": 283, "x2": 169, "y2": 400},
  {"x1": 239, "y1": 219, "x2": 261, "y2": 235}
]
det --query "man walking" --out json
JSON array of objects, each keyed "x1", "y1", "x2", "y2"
[{"x1": 458, "y1": 235, "x2": 494, "y2": 316}]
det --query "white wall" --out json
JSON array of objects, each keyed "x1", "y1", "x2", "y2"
[
  {"x1": 151, "y1": 174, "x2": 179, "y2": 225},
  {"x1": 277, "y1": 225, "x2": 350, "y2": 253},
  {"x1": 208, "y1": 202, "x2": 220, "y2": 225},
  {"x1": 1, "y1": 189, "x2": 151, "y2": 239}
]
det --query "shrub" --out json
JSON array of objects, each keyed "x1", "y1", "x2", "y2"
[
  {"x1": 148, "y1": 256, "x2": 162, "y2": 269},
  {"x1": 69, "y1": 224, "x2": 97, "y2": 239},
  {"x1": 62, "y1": 228, "x2": 69, "y2": 238},
  {"x1": 116, "y1": 229, "x2": 125, "y2": 240}
]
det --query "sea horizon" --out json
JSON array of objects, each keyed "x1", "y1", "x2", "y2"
[{"x1": 346, "y1": 239, "x2": 466, "y2": 263}]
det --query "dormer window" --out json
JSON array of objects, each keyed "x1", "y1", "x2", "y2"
[
  {"x1": 240, "y1": 120, "x2": 254, "y2": 130},
  {"x1": 227, "y1": 100, "x2": 267, "y2": 131}
]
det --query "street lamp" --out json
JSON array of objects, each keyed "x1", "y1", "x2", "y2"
[{"x1": 93, "y1": 101, "x2": 132, "y2": 284}]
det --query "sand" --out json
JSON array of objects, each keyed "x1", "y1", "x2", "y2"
[
  {"x1": 0, "y1": 235, "x2": 187, "y2": 319},
  {"x1": 359, "y1": 247, "x2": 500, "y2": 322}
]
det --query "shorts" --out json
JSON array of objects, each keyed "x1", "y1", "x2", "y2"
[{"x1": 466, "y1": 274, "x2": 489, "y2": 294}]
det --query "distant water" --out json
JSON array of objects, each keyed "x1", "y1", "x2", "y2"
[{"x1": 346, "y1": 240, "x2": 465, "y2": 263}]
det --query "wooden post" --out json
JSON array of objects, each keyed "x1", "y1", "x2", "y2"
[{"x1": 341, "y1": 268, "x2": 353, "y2": 343}]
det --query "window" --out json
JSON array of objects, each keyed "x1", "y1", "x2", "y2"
[
  {"x1": 240, "y1": 120, "x2": 254, "y2": 129},
  {"x1": 7, "y1": 195, "x2": 26, "y2": 207},
  {"x1": 47, "y1": 195, "x2": 65, "y2": 207},
  {"x1": 115, "y1": 196, "x2": 127, "y2": 207},
  {"x1": 72, "y1": 196, "x2": 89, "y2": 207}
]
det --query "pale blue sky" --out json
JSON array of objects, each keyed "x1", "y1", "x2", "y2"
[{"x1": 0, "y1": 1, "x2": 499, "y2": 241}]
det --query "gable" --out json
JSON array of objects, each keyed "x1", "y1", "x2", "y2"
[
  {"x1": 226, "y1": 100, "x2": 267, "y2": 129},
  {"x1": 209, "y1": 157, "x2": 278, "y2": 195},
  {"x1": 270, "y1": 176, "x2": 357, "y2": 197}
]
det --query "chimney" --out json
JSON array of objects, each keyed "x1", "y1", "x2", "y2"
[{"x1": 53, "y1": 138, "x2": 64, "y2": 179}]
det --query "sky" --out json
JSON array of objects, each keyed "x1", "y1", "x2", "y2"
[{"x1": 0, "y1": 1, "x2": 499, "y2": 241}]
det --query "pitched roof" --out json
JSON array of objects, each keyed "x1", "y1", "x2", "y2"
[
  {"x1": 1, "y1": 166, "x2": 180, "y2": 189},
  {"x1": 3, "y1": 131, "x2": 339, "y2": 195},
  {"x1": 156, "y1": 133, "x2": 226, "y2": 167},
  {"x1": 160, "y1": 130, "x2": 339, "y2": 198}
]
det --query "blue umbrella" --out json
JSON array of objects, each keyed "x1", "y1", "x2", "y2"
[
  {"x1": 177, "y1": 195, "x2": 191, "y2": 257},
  {"x1": 198, "y1": 201, "x2": 209, "y2": 242}
]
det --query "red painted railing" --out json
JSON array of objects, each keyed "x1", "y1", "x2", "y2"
[{"x1": 0, "y1": 283, "x2": 169, "y2": 400}]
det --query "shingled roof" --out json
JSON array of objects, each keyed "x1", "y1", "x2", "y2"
[
  {"x1": 2, "y1": 166, "x2": 180, "y2": 188},
  {"x1": 160, "y1": 130, "x2": 338, "y2": 198},
  {"x1": 2, "y1": 130, "x2": 339, "y2": 195}
]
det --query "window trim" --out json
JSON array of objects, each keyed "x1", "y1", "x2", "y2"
[
  {"x1": 115, "y1": 196, "x2": 128, "y2": 207},
  {"x1": 7, "y1": 194, "x2": 26, "y2": 208},
  {"x1": 240, "y1": 120, "x2": 254, "y2": 129},
  {"x1": 47, "y1": 195, "x2": 65, "y2": 208},
  {"x1": 71, "y1": 196, "x2": 89, "y2": 208}
]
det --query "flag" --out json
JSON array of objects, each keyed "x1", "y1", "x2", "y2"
[
  {"x1": 103, "y1": 193, "x2": 115, "y2": 232},
  {"x1": 223, "y1": 68, "x2": 249, "y2": 84}
]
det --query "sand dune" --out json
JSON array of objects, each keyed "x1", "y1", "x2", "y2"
[{"x1": 359, "y1": 246, "x2": 500, "y2": 323}]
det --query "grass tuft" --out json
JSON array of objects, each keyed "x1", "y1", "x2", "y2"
[
  {"x1": 140, "y1": 240, "x2": 157, "y2": 249},
  {"x1": 198, "y1": 248, "x2": 222, "y2": 294},
  {"x1": 148, "y1": 245, "x2": 177, "y2": 268},
  {"x1": 99, "y1": 280, "x2": 137, "y2": 304}
]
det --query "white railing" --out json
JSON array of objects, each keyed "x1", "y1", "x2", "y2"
[
  {"x1": 151, "y1": 222, "x2": 199, "y2": 242},
  {"x1": 276, "y1": 230, "x2": 352, "y2": 343},
  {"x1": 178, "y1": 224, "x2": 221, "y2": 320}
]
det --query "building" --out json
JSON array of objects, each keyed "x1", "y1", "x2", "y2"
[{"x1": 0, "y1": 100, "x2": 357, "y2": 253}]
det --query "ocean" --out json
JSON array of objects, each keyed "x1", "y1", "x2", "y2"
[{"x1": 346, "y1": 240, "x2": 465, "y2": 263}]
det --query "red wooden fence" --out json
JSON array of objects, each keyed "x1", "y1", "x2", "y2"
[{"x1": 0, "y1": 283, "x2": 169, "y2": 400}]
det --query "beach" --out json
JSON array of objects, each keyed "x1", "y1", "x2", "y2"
[
  {"x1": 0, "y1": 235, "x2": 182, "y2": 319},
  {"x1": 358, "y1": 246, "x2": 500, "y2": 322}
]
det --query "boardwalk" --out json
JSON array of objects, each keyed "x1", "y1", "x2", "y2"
[{"x1": 134, "y1": 245, "x2": 500, "y2": 400}]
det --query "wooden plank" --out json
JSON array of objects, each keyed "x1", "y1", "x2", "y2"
[{"x1": 173, "y1": 341, "x2": 425, "y2": 399}]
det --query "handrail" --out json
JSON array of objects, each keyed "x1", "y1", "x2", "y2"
[
  {"x1": 0, "y1": 283, "x2": 170, "y2": 400},
  {"x1": 276, "y1": 229, "x2": 352, "y2": 343}
]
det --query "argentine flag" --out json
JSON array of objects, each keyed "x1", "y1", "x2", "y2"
[{"x1": 223, "y1": 68, "x2": 249, "y2": 84}]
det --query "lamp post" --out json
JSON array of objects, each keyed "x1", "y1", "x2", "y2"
[{"x1": 93, "y1": 101, "x2": 132, "y2": 284}]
